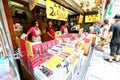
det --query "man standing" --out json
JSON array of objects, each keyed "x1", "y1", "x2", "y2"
[{"x1": 106, "y1": 14, "x2": 120, "y2": 62}]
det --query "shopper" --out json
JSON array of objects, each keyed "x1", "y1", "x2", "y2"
[
  {"x1": 99, "y1": 19, "x2": 110, "y2": 39},
  {"x1": 26, "y1": 20, "x2": 42, "y2": 42},
  {"x1": 105, "y1": 14, "x2": 120, "y2": 62},
  {"x1": 94, "y1": 22, "x2": 102, "y2": 34},
  {"x1": 60, "y1": 21, "x2": 68, "y2": 34},
  {"x1": 98, "y1": 19, "x2": 110, "y2": 51},
  {"x1": 46, "y1": 20, "x2": 55, "y2": 41},
  {"x1": 89, "y1": 23, "x2": 95, "y2": 33}
]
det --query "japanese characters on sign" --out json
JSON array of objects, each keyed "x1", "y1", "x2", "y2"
[
  {"x1": 85, "y1": 14, "x2": 101, "y2": 23},
  {"x1": 46, "y1": 0, "x2": 68, "y2": 21}
]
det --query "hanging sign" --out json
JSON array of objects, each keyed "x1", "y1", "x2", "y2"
[
  {"x1": 78, "y1": 14, "x2": 83, "y2": 23},
  {"x1": 29, "y1": 0, "x2": 39, "y2": 10},
  {"x1": 107, "y1": 4, "x2": 113, "y2": 15},
  {"x1": 85, "y1": 14, "x2": 100, "y2": 23},
  {"x1": 46, "y1": 0, "x2": 68, "y2": 21}
]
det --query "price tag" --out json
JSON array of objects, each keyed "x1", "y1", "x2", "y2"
[{"x1": 46, "y1": 0, "x2": 68, "y2": 21}]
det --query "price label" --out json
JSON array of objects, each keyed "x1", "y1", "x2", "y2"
[{"x1": 46, "y1": 0, "x2": 68, "y2": 21}]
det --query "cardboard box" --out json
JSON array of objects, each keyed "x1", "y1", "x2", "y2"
[
  {"x1": 40, "y1": 43, "x2": 48, "y2": 54},
  {"x1": 26, "y1": 41, "x2": 34, "y2": 58},
  {"x1": 16, "y1": 37, "x2": 21, "y2": 48},
  {"x1": 32, "y1": 43, "x2": 42, "y2": 55},
  {"x1": 15, "y1": 31, "x2": 23, "y2": 37},
  {"x1": 83, "y1": 38, "x2": 91, "y2": 55},
  {"x1": 91, "y1": 34, "x2": 96, "y2": 46}
]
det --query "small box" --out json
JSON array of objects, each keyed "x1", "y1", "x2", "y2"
[
  {"x1": 16, "y1": 37, "x2": 21, "y2": 48},
  {"x1": 26, "y1": 41, "x2": 34, "y2": 58},
  {"x1": 32, "y1": 43, "x2": 42, "y2": 55},
  {"x1": 14, "y1": 31, "x2": 23, "y2": 37},
  {"x1": 40, "y1": 43, "x2": 48, "y2": 54}
]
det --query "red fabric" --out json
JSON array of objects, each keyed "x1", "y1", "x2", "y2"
[
  {"x1": 48, "y1": 27, "x2": 55, "y2": 40},
  {"x1": 20, "y1": 39, "x2": 28, "y2": 64}
]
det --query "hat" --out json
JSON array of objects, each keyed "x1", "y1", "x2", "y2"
[{"x1": 114, "y1": 14, "x2": 120, "y2": 19}]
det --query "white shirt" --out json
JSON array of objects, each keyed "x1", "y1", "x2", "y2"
[
  {"x1": 32, "y1": 28, "x2": 42, "y2": 42},
  {"x1": 89, "y1": 26, "x2": 95, "y2": 33},
  {"x1": 71, "y1": 25, "x2": 79, "y2": 31}
]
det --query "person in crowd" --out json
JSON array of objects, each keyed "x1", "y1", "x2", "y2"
[
  {"x1": 105, "y1": 14, "x2": 120, "y2": 62},
  {"x1": 67, "y1": 21, "x2": 73, "y2": 33},
  {"x1": 26, "y1": 20, "x2": 42, "y2": 42},
  {"x1": 99, "y1": 19, "x2": 110, "y2": 39},
  {"x1": 71, "y1": 21, "x2": 79, "y2": 33},
  {"x1": 60, "y1": 21, "x2": 68, "y2": 34},
  {"x1": 89, "y1": 23, "x2": 95, "y2": 33},
  {"x1": 79, "y1": 23, "x2": 83, "y2": 34},
  {"x1": 94, "y1": 22, "x2": 102, "y2": 34},
  {"x1": 98, "y1": 19, "x2": 110, "y2": 51},
  {"x1": 46, "y1": 20, "x2": 55, "y2": 41}
]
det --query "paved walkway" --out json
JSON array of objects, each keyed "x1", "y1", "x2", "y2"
[{"x1": 84, "y1": 45, "x2": 120, "y2": 80}]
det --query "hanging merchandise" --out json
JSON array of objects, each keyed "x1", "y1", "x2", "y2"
[{"x1": 13, "y1": 23, "x2": 23, "y2": 37}]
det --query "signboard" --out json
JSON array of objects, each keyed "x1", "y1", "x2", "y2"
[
  {"x1": 78, "y1": 14, "x2": 83, "y2": 23},
  {"x1": 46, "y1": 0, "x2": 68, "y2": 21},
  {"x1": 107, "y1": 4, "x2": 113, "y2": 15},
  {"x1": 85, "y1": 14, "x2": 101, "y2": 23},
  {"x1": 29, "y1": 0, "x2": 39, "y2": 10}
]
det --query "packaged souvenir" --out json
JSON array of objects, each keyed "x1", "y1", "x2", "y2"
[{"x1": 0, "y1": 57, "x2": 10, "y2": 76}]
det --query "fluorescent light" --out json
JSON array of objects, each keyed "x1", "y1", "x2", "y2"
[{"x1": 10, "y1": 1, "x2": 24, "y2": 7}]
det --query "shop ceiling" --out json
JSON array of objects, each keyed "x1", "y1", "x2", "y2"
[{"x1": 11, "y1": 0, "x2": 103, "y2": 15}]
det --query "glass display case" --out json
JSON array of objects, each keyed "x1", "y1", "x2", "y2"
[{"x1": 0, "y1": 2, "x2": 20, "y2": 80}]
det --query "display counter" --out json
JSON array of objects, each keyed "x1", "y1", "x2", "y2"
[{"x1": 18, "y1": 33, "x2": 96, "y2": 80}]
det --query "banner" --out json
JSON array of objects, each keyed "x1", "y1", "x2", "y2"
[
  {"x1": 46, "y1": 0, "x2": 68, "y2": 21},
  {"x1": 78, "y1": 14, "x2": 83, "y2": 23},
  {"x1": 107, "y1": 4, "x2": 113, "y2": 15},
  {"x1": 85, "y1": 14, "x2": 101, "y2": 23},
  {"x1": 29, "y1": 0, "x2": 39, "y2": 10}
]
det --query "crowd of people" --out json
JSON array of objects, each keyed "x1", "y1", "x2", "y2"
[{"x1": 88, "y1": 14, "x2": 120, "y2": 63}]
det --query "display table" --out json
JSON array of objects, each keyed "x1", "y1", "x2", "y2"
[{"x1": 18, "y1": 33, "x2": 95, "y2": 80}]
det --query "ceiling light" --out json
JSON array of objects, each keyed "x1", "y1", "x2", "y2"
[{"x1": 10, "y1": 1, "x2": 24, "y2": 7}]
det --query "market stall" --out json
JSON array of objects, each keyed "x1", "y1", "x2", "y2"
[{"x1": 17, "y1": 32, "x2": 97, "y2": 80}]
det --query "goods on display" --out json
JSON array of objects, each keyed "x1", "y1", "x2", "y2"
[{"x1": 19, "y1": 33, "x2": 94, "y2": 80}]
